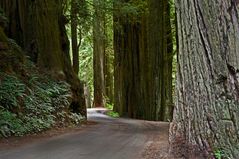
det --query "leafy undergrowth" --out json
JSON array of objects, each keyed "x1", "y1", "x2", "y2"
[
  {"x1": 106, "y1": 111, "x2": 119, "y2": 118},
  {"x1": 0, "y1": 28, "x2": 84, "y2": 138},
  {"x1": 0, "y1": 72, "x2": 84, "y2": 138},
  {"x1": 105, "y1": 103, "x2": 119, "y2": 118}
]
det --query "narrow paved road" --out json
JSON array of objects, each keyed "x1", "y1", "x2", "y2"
[{"x1": 0, "y1": 108, "x2": 169, "y2": 159}]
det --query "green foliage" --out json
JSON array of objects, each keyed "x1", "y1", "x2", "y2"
[
  {"x1": 0, "y1": 109, "x2": 23, "y2": 137},
  {"x1": 105, "y1": 99, "x2": 119, "y2": 118},
  {"x1": 65, "y1": 0, "x2": 115, "y2": 101},
  {"x1": 0, "y1": 72, "x2": 82, "y2": 138},
  {"x1": 68, "y1": 112, "x2": 85, "y2": 125},
  {"x1": 115, "y1": 0, "x2": 148, "y2": 16},
  {"x1": 106, "y1": 111, "x2": 119, "y2": 118},
  {"x1": 78, "y1": 0, "x2": 114, "y2": 98},
  {"x1": 64, "y1": 0, "x2": 92, "y2": 44},
  {"x1": 213, "y1": 148, "x2": 237, "y2": 159},
  {"x1": 214, "y1": 150, "x2": 224, "y2": 159},
  {"x1": 78, "y1": 36, "x2": 93, "y2": 91},
  {"x1": 106, "y1": 102, "x2": 113, "y2": 110},
  {"x1": 22, "y1": 75, "x2": 72, "y2": 133},
  {"x1": 64, "y1": 0, "x2": 94, "y2": 94},
  {"x1": 0, "y1": 73, "x2": 26, "y2": 109},
  {"x1": 113, "y1": 0, "x2": 148, "y2": 24}
]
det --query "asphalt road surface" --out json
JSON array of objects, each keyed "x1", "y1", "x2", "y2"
[{"x1": 0, "y1": 108, "x2": 168, "y2": 159}]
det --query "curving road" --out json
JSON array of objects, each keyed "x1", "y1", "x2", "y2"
[{"x1": 0, "y1": 108, "x2": 169, "y2": 159}]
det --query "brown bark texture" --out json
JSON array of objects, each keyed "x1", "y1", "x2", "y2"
[
  {"x1": 71, "y1": 0, "x2": 79, "y2": 74},
  {"x1": 113, "y1": 0, "x2": 173, "y2": 121},
  {"x1": 104, "y1": 19, "x2": 114, "y2": 104},
  {"x1": 105, "y1": 49, "x2": 114, "y2": 104},
  {"x1": 169, "y1": 0, "x2": 239, "y2": 158},
  {"x1": 93, "y1": 0, "x2": 106, "y2": 107}
]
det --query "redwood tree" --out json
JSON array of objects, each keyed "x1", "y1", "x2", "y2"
[
  {"x1": 113, "y1": 0, "x2": 173, "y2": 121},
  {"x1": 0, "y1": 0, "x2": 86, "y2": 116},
  {"x1": 93, "y1": 0, "x2": 106, "y2": 107},
  {"x1": 147, "y1": 0, "x2": 173, "y2": 121},
  {"x1": 169, "y1": 0, "x2": 239, "y2": 158},
  {"x1": 71, "y1": 0, "x2": 79, "y2": 74}
]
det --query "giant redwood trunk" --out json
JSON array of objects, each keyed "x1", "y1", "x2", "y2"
[
  {"x1": 114, "y1": 0, "x2": 173, "y2": 121},
  {"x1": 169, "y1": 0, "x2": 239, "y2": 158},
  {"x1": 0, "y1": 0, "x2": 86, "y2": 116},
  {"x1": 113, "y1": 4, "x2": 145, "y2": 118},
  {"x1": 147, "y1": 0, "x2": 173, "y2": 121},
  {"x1": 93, "y1": 0, "x2": 106, "y2": 107},
  {"x1": 0, "y1": 0, "x2": 26, "y2": 52}
]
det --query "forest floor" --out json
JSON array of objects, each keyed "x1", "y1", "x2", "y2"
[{"x1": 0, "y1": 108, "x2": 169, "y2": 159}]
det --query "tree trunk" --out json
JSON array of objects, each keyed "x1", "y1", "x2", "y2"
[
  {"x1": 1, "y1": 0, "x2": 63, "y2": 72},
  {"x1": 114, "y1": 13, "x2": 142, "y2": 118},
  {"x1": 71, "y1": 0, "x2": 79, "y2": 74},
  {"x1": 0, "y1": 0, "x2": 29, "y2": 59},
  {"x1": 27, "y1": 0, "x2": 64, "y2": 72},
  {"x1": 0, "y1": 0, "x2": 87, "y2": 117},
  {"x1": 147, "y1": 0, "x2": 173, "y2": 121},
  {"x1": 105, "y1": 50, "x2": 114, "y2": 104},
  {"x1": 84, "y1": 84, "x2": 92, "y2": 108},
  {"x1": 113, "y1": 0, "x2": 173, "y2": 121},
  {"x1": 104, "y1": 14, "x2": 114, "y2": 104},
  {"x1": 169, "y1": 0, "x2": 239, "y2": 158},
  {"x1": 93, "y1": 0, "x2": 105, "y2": 107}
]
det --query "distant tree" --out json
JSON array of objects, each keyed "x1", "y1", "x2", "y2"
[
  {"x1": 69, "y1": 0, "x2": 89, "y2": 75},
  {"x1": 93, "y1": 0, "x2": 106, "y2": 107},
  {"x1": 169, "y1": 0, "x2": 239, "y2": 158},
  {"x1": 71, "y1": 0, "x2": 79, "y2": 74},
  {"x1": 104, "y1": 7, "x2": 114, "y2": 105}
]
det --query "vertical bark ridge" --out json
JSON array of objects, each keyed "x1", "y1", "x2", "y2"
[
  {"x1": 114, "y1": 0, "x2": 173, "y2": 121},
  {"x1": 170, "y1": 0, "x2": 239, "y2": 157}
]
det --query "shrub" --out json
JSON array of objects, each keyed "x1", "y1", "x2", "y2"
[
  {"x1": 0, "y1": 72, "x2": 82, "y2": 138},
  {"x1": 106, "y1": 111, "x2": 119, "y2": 118},
  {"x1": 0, "y1": 73, "x2": 26, "y2": 110},
  {"x1": 0, "y1": 109, "x2": 24, "y2": 137}
]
